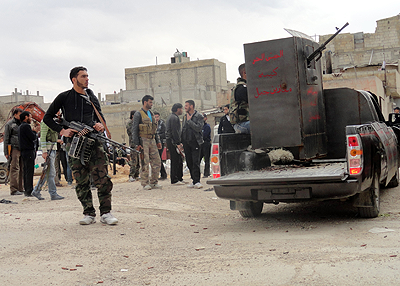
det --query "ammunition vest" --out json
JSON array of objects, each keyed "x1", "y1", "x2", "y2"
[
  {"x1": 139, "y1": 110, "x2": 157, "y2": 139},
  {"x1": 229, "y1": 79, "x2": 249, "y2": 124}
]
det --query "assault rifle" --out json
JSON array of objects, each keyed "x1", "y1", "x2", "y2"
[
  {"x1": 33, "y1": 143, "x2": 54, "y2": 195},
  {"x1": 58, "y1": 119, "x2": 139, "y2": 165},
  {"x1": 307, "y1": 22, "x2": 349, "y2": 67}
]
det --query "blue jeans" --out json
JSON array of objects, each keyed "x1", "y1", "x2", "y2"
[
  {"x1": 234, "y1": 121, "x2": 251, "y2": 134},
  {"x1": 33, "y1": 150, "x2": 57, "y2": 196}
]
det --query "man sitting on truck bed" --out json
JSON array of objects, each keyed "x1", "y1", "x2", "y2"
[{"x1": 230, "y1": 63, "x2": 250, "y2": 134}]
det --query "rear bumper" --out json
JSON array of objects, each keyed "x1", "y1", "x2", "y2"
[{"x1": 212, "y1": 179, "x2": 361, "y2": 202}]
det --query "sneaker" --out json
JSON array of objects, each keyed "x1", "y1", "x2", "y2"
[
  {"x1": 159, "y1": 176, "x2": 167, "y2": 181},
  {"x1": 150, "y1": 184, "x2": 162, "y2": 189},
  {"x1": 51, "y1": 194, "x2": 64, "y2": 200},
  {"x1": 100, "y1": 213, "x2": 118, "y2": 225},
  {"x1": 129, "y1": 176, "x2": 136, "y2": 182},
  {"x1": 32, "y1": 191, "x2": 45, "y2": 200},
  {"x1": 187, "y1": 183, "x2": 194, "y2": 188},
  {"x1": 68, "y1": 181, "x2": 72, "y2": 186},
  {"x1": 194, "y1": 182, "x2": 203, "y2": 189},
  {"x1": 172, "y1": 181, "x2": 186, "y2": 185},
  {"x1": 143, "y1": 185, "x2": 152, "y2": 190},
  {"x1": 79, "y1": 215, "x2": 96, "y2": 225}
]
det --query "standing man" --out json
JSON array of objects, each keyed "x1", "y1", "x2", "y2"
[
  {"x1": 31, "y1": 119, "x2": 64, "y2": 201},
  {"x1": 181, "y1": 100, "x2": 204, "y2": 189},
  {"x1": 154, "y1": 112, "x2": 167, "y2": 180},
  {"x1": 218, "y1": 104, "x2": 235, "y2": 134},
  {"x1": 18, "y1": 111, "x2": 39, "y2": 197},
  {"x1": 166, "y1": 103, "x2": 185, "y2": 185},
  {"x1": 230, "y1": 63, "x2": 250, "y2": 134},
  {"x1": 132, "y1": 95, "x2": 162, "y2": 190},
  {"x1": 3, "y1": 108, "x2": 24, "y2": 195},
  {"x1": 126, "y1": 110, "x2": 140, "y2": 182},
  {"x1": 200, "y1": 114, "x2": 211, "y2": 178},
  {"x1": 43, "y1": 66, "x2": 118, "y2": 225}
]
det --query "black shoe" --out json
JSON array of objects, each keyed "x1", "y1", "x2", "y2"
[
  {"x1": 24, "y1": 192, "x2": 33, "y2": 197},
  {"x1": 11, "y1": 191, "x2": 24, "y2": 195},
  {"x1": 159, "y1": 176, "x2": 167, "y2": 180}
]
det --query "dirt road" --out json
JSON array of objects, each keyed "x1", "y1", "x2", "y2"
[{"x1": 1, "y1": 173, "x2": 400, "y2": 285}]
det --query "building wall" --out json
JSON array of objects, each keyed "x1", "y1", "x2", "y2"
[
  {"x1": 111, "y1": 58, "x2": 229, "y2": 110},
  {"x1": 320, "y1": 15, "x2": 400, "y2": 72}
]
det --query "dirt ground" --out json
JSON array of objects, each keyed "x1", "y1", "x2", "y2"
[{"x1": 1, "y1": 166, "x2": 400, "y2": 286}]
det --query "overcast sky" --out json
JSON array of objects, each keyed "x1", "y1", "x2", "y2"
[{"x1": 0, "y1": 0, "x2": 399, "y2": 103}]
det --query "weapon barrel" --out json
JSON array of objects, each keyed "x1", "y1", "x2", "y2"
[{"x1": 307, "y1": 22, "x2": 349, "y2": 65}]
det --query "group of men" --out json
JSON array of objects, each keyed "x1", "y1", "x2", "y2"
[
  {"x1": 125, "y1": 96, "x2": 212, "y2": 190},
  {"x1": 4, "y1": 109, "x2": 65, "y2": 200},
  {"x1": 2, "y1": 63, "x2": 249, "y2": 226}
]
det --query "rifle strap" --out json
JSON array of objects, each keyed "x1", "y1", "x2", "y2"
[{"x1": 84, "y1": 90, "x2": 112, "y2": 139}]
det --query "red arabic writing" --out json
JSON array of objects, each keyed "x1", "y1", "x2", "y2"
[
  {"x1": 252, "y1": 50, "x2": 283, "y2": 64},
  {"x1": 258, "y1": 67, "x2": 278, "y2": 78},
  {"x1": 255, "y1": 87, "x2": 292, "y2": 98}
]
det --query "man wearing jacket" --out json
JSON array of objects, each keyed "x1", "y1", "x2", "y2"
[
  {"x1": 31, "y1": 119, "x2": 64, "y2": 201},
  {"x1": 18, "y1": 111, "x2": 40, "y2": 197},
  {"x1": 181, "y1": 100, "x2": 204, "y2": 189},
  {"x1": 132, "y1": 95, "x2": 162, "y2": 190},
  {"x1": 200, "y1": 114, "x2": 211, "y2": 178},
  {"x1": 126, "y1": 110, "x2": 140, "y2": 182},
  {"x1": 218, "y1": 104, "x2": 235, "y2": 134},
  {"x1": 166, "y1": 103, "x2": 185, "y2": 185},
  {"x1": 3, "y1": 108, "x2": 24, "y2": 195},
  {"x1": 154, "y1": 112, "x2": 167, "y2": 180}
]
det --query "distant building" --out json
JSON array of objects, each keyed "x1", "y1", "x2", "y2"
[
  {"x1": 106, "y1": 51, "x2": 231, "y2": 109},
  {"x1": 320, "y1": 14, "x2": 400, "y2": 117},
  {"x1": 0, "y1": 88, "x2": 44, "y2": 105}
]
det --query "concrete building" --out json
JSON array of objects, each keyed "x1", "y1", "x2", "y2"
[
  {"x1": 320, "y1": 15, "x2": 400, "y2": 117},
  {"x1": 107, "y1": 51, "x2": 231, "y2": 110},
  {"x1": 0, "y1": 88, "x2": 44, "y2": 105}
]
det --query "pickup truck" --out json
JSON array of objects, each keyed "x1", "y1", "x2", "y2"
[{"x1": 207, "y1": 35, "x2": 400, "y2": 218}]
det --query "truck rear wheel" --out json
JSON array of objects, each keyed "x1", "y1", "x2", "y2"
[
  {"x1": 358, "y1": 172, "x2": 380, "y2": 218},
  {"x1": 239, "y1": 202, "x2": 264, "y2": 218}
]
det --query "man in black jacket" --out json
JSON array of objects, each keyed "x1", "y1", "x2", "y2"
[
  {"x1": 181, "y1": 100, "x2": 204, "y2": 189},
  {"x1": 166, "y1": 103, "x2": 185, "y2": 185},
  {"x1": 218, "y1": 104, "x2": 235, "y2": 134},
  {"x1": 43, "y1": 66, "x2": 118, "y2": 225},
  {"x1": 18, "y1": 111, "x2": 39, "y2": 197},
  {"x1": 154, "y1": 112, "x2": 167, "y2": 180},
  {"x1": 3, "y1": 108, "x2": 24, "y2": 195}
]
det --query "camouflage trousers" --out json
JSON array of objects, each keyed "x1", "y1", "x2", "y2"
[
  {"x1": 140, "y1": 138, "x2": 161, "y2": 186},
  {"x1": 68, "y1": 140, "x2": 113, "y2": 216},
  {"x1": 128, "y1": 150, "x2": 140, "y2": 178}
]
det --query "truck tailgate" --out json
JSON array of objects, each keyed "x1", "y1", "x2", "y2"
[{"x1": 208, "y1": 162, "x2": 348, "y2": 186}]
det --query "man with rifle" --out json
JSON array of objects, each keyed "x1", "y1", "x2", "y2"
[
  {"x1": 43, "y1": 66, "x2": 118, "y2": 225},
  {"x1": 3, "y1": 108, "x2": 23, "y2": 195}
]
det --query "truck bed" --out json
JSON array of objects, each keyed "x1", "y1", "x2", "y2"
[{"x1": 208, "y1": 162, "x2": 348, "y2": 186}]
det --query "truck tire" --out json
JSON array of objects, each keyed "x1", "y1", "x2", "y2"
[
  {"x1": 358, "y1": 172, "x2": 380, "y2": 218},
  {"x1": 239, "y1": 202, "x2": 264, "y2": 218},
  {"x1": 386, "y1": 168, "x2": 399, "y2": 188},
  {"x1": 0, "y1": 165, "x2": 7, "y2": 184}
]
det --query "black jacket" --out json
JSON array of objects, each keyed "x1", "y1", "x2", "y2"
[
  {"x1": 43, "y1": 88, "x2": 105, "y2": 133},
  {"x1": 157, "y1": 119, "x2": 166, "y2": 142},
  {"x1": 18, "y1": 122, "x2": 37, "y2": 151},
  {"x1": 3, "y1": 117, "x2": 21, "y2": 154},
  {"x1": 181, "y1": 111, "x2": 204, "y2": 146},
  {"x1": 218, "y1": 115, "x2": 235, "y2": 134},
  {"x1": 166, "y1": 113, "x2": 181, "y2": 145}
]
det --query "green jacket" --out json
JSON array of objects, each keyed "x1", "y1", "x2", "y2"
[{"x1": 40, "y1": 121, "x2": 58, "y2": 152}]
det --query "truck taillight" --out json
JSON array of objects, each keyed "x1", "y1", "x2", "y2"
[
  {"x1": 211, "y1": 143, "x2": 220, "y2": 178},
  {"x1": 347, "y1": 134, "x2": 363, "y2": 175}
]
